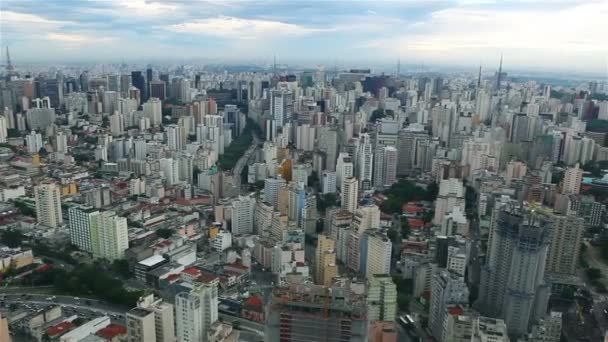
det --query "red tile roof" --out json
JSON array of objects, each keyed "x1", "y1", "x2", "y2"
[
  {"x1": 182, "y1": 267, "x2": 201, "y2": 276},
  {"x1": 408, "y1": 218, "x2": 425, "y2": 229},
  {"x1": 448, "y1": 305, "x2": 465, "y2": 316},
  {"x1": 227, "y1": 262, "x2": 248, "y2": 270},
  {"x1": 96, "y1": 324, "x2": 127, "y2": 340},
  {"x1": 47, "y1": 322, "x2": 75, "y2": 337},
  {"x1": 244, "y1": 295, "x2": 264, "y2": 309},
  {"x1": 197, "y1": 273, "x2": 219, "y2": 283}
]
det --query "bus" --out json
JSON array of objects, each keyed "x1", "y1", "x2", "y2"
[{"x1": 399, "y1": 315, "x2": 421, "y2": 341}]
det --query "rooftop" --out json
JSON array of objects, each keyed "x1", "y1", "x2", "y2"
[
  {"x1": 127, "y1": 307, "x2": 153, "y2": 318},
  {"x1": 96, "y1": 324, "x2": 127, "y2": 339}
]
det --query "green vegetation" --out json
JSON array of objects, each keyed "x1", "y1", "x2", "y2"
[
  {"x1": 392, "y1": 276, "x2": 413, "y2": 311},
  {"x1": 583, "y1": 160, "x2": 608, "y2": 177},
  {"x1": 111, "y1": 259, "x2": 131, "y2": 278},
  {"x1": 586, "y1": 267, "x2": 601, "y2": 280},
  {"x1": 387, "y1": 229, "x2": 399, "y2": 243},
  {"x1": 155, "y1": 228, "x2": 174, "y2": 239},
  {"x1": 7, "y1": 128, "x2": 21, "y2": 138},
  {"x1": 13, "y1": 199, "x2": 36, "y2": 217},
  {"x1": 0, "y1": 229, "x2": 26, "y2": 248},
  {"x1": 308, "y1": 171, "x2": 319, "y2": 189},
  {"x1": 51, "y1": 263, "x2": 142, "y2": 307},
  {"x1": 369, "y1": 109, "x2": 395, "y2": 122},
  {"x1": 217, "y1": 119, "x2": 259, "y2": 170},
  {"x1": 591, "y1": 93, "x2": 608, "y2": 101},
  {"x1": 317, "y1": 193, "x2": 337, "y2": 212},
  {"x1": 586, "y1": 119, "x2": 608, "y2": 133},
  {"x1": 381, "y1": 180, "x2": 438, "y2": 214},
  {"x1": 400, "y1": 217, "x2": 410, "y2": 238}
]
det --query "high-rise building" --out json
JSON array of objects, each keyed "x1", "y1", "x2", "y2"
[
  {"x1": 34, "y1": 183, "x2": 63, "y2": 228},
  {"x1": 380, "y1": 146, "x2": 397, "y2": 188},
  {"x1": 264, "y1": 178, "x2": 286, "y2": 209},
  {"x1": 265, "y1": 283, "x2": 369, "y2": 341},
  {"x1": 367, "y1": 274, "x2": 397, "y2": 322},
  {"x1": 546, "y1": 213, "x2": 585, "y2": 276},
  {"x1": 562, "y1": 163, "x2": 583, "y2": 195},
  {"x1": 341, "y1": 177, "x2": 359, "y2": 214},
  {"x1": 315, "y1": 234, "x2": 338, "y2": 286},
  {"x1": 231, "y1": 195, "x2": 256, "y2": 235},
  {"x1": 55, "y1": 131, "x2": 68, "y2": 153},
  {"x1": 90, "y1": 210, "x2": 128, "y2": 261},
  {"x1": 0, "y1": 312, "x2": 10, "y2": 342},
  {"x1": 429, "y1": 270, "x2": 469, "y2": 341},
  {"x1": 143, "y1": 97, "x2": 162, "y2": 126},
  {"x1": 357, "y1": 133, "x2": 374, "y2": 190},
  {"x1": 127, "y1": 295, "x2": 175, "y2": 342},
  {"x1": 0, "y1": 115, "x2": 7, "y2": 143},
  {"x1": 166, "y1": 124, "x2": 185, "y2": 151},
  {"x1": 477, "y1": 206, "x2": 551, "y2": 337},
  {"x1": 110, "y1": 112, "x2": 124, "y2": 136},
  {"x1": 336, "y1": 153, "x2": 354, "y2": 190},
  {"x1": 360, "y1": 229, "x2": 391, "y2": 279},
  {"x1": 68, "y1": 205, "x2": 98, "y2": 253},
  {"x1": 175, "y1": 280, "x2": 219, "y2": 342},
  {"x1": 149, "y1": 80, "x2": 166, "y2": 100},
  {"x1": 26, "y1": 130, "x2": 43, "y2": 153},
  {"x1": 321, "y1": 171, "x2": 337, "y2": 194},
  {"x1": 131, "y1": 71, "x2": 145, "y2": 104}
]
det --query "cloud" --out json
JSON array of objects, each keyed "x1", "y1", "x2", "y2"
[
  {"x1": 166, "y1": 16, "x2": 331, "y2": 39},
  {"x1": 361, "y1": 1, "x2": 608, "y2": 71},
  {"x1": 47, "y1": 32, "x2": 117, "y2": 43},
  {"x1": 112, "y1": 0, "x2": 178, "y2": 16}
]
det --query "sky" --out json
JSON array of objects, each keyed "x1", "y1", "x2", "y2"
[{"x1": 1, "y1": 0, "x2": 607, "y2": 75}]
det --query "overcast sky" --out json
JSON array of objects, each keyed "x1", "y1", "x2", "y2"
[{"x1": 1, "y1": 0, "x2": 607, "y2": 74}]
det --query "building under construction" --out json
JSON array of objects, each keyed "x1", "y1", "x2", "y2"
[{"x1": 265, "y1": 282, "x2": 369, "y2": 341}]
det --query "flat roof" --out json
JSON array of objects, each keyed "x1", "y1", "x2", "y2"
[{"x1": 137, "y1": 254, "x2": 166, "y2": 267}]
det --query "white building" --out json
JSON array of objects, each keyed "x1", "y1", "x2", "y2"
[
  {"x1": 90, "y1": 210, "x2": 128, "y2": 260},
  {"x1": 321, "y1": 171, "x2": 337, "y2": 194},
  {"x1": 341, "y1": 177, "x2": 359, "y2": 214},
  {"x1": 34, "y1": 183, "x2": 63, "y2": 228},
  {"x1": 68, "y1": 205, "x2": 98, "y2": 253},
  {"x1": 175, "y1": 280, "x2": 219, "y2": 342},
  {"x1": 429, "y1": 270, "x2": 469, "y2": 341},
  {"x1": 143, "y1": 97, "x2": 162, "y2": 126},
  {"x1": 263, "y1": 178, "x2": 286, "y2": 209},
  {"x1": 434, "y1": 178, "x2": 465, "y2": 225},
  {"x1": 230, "y1": 195, "x2": 255, "y2": 235},
  {"x1": 212, "y1": 231, "x2": 232, "y2": 252},
  {"x1": 26, "y1": 130, "x2": 43, "y2": 153}
]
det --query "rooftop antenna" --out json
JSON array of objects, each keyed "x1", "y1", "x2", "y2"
[
  {"x1": 477, "y1": 63, "x2": 482, "y2": 88},
  {"x1": 397, "y1": 57, "x2": 401, "y2": 77},
  {"x1": 273, "y1": 54, "x2": 277, "y2": 77},
  {"x1": 5, "y1": 46, "x2": 14, "y2": 73},
  {"x1": 496, "y1": 53, "x2": 503, "y2": 90}
]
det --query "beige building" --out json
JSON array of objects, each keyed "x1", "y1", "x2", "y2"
[
  {"x1": 315, "y1": 234, "x2": 338, "y2": 286},
  {"x1": 34, "y1": 183, "x2": 63, "y2": 228},
  {"x1": 546, "y1": 213, "x2": 585, "y2": 276},
  {"x1": 562, "y1": 163, "x2": 582, "y2": 195},
  {"x1": 127, "y1": 295, "x2": 175, "y2": 342},
  {"x1": 0, "y1": 312, "x2": 10, "y2": 342}
]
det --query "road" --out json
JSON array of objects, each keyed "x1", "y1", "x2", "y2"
[
  {"x1": 234, "y1": 134, "x2": 260, "y2": 189},
  {"x1": 1, "y1": 293, "x2": 265, "y2": 339}
]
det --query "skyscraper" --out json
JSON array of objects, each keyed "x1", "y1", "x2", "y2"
[
  {"x1": 34, "y1": 183, "x2": 63, "y2": 228},
  {"x1": 381, "y1": 146, "x2": 397, "y2": 187},
  {"x1": 166, "y1": 124, "x2": 185, "y2": 151},
  {"x1": 360, "y1": 229, "x2": 391, "y2": 279},
  {"x1": 477, "y1": 206, "x2": 551, "y2": 337},
  {"x1": 263, "y1": 178, "x2": 286, "y2": 209},
  {"x1": 357, "y1": 133, "x2": 374, "y2": 190},
  {"x1": 131, "y1": 71, "x2": 145, "y2": 104}
]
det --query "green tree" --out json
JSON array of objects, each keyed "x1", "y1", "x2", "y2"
[
  {"x1": 156, "y1": 228, "x2": 174, "y2": 239},
  {"x1": 7, "y1": 128, "x2": 21, "y2": 138},
  {"x1": 586, "y1": 267, "x2": 602, "y2": 280},
  {"x1": 0, "y1": 228, "x2": 26, "y2": 248},
  {"x1": 317, "y1": 193, "x2": 337, "y2": 212},
  {"x1": 400, "y1": 217, "x2": 411, "y2": 238},
  {"x1": 369, "y1": 109, "x2": 386, "y2": 122},
  {"x1": 387, "y1": 228, "x2": 399, "y2": 243},
  {"x1": 112, "y1": 259, "x2": 131, "y2": 278}
]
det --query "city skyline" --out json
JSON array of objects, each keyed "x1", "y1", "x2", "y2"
[{"x1": 1, "y1": 0, "x2": 607, "y2": 75}]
